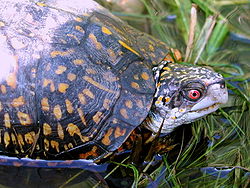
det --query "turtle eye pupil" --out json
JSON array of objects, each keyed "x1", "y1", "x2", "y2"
[{"x1": 188, "y1": 90, "x2": 201, "y2": 100}]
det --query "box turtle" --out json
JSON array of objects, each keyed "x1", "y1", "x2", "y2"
[{"x1": 0, "y1": 0, "x2": 228, "y2": 163}]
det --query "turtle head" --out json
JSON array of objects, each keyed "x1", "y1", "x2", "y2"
[{"x1": 144, "y1": 61, "x2": 228, "y2": 134}]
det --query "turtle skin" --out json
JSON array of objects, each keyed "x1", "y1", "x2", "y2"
[{"x1": 0, "y1": 0, "x2": 171, "y2": 160}]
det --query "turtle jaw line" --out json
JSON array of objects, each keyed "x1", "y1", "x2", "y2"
[{"x1": 189, "y1": 102, "x2": 221, "y2": 113}]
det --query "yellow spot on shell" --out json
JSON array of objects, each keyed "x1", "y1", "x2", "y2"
[
  {"x1": 93, "y1": 111, "x2": 103, "y2": 124},
  {"x1": 114, "y1": 127, "x2": 126, "y2": 138},
  {"x1": 36, "y1": 2, "x2": 47, "y2": 7},
  {"x1": 101, "y1": 128, "x2": 113, "y2": 146},
  {"x1": 120, "y1": 108, "x2": 129, "y2": 119},
  {"x1": 44, "y1": 138, "x2": 49, "y2": 151},
  {"x1": 125, "y1": 100, "x2": 133, "y2": 109},
  {"x1": 12, "y1": 96, "x2": 25, "y2": 107},
  {"x1": 67, "y1": 73, "x2": 76, "y2": 81},
  {"x1": 67, "y1": 34, "x2": 80, "y2": 44},
  {"x1": 77, "y1": 108, "x2": 87, "y2": 126},
  {"x1": 24, "y1": 132, "x2": 35, "y2": 144},
  {"x1": 4, "y1": 132, "x2": 10, "y2": 147},
  {"x1": 75, "y1": 25, "x2": 85, "y2": 33},
  {"x1": 75, "y1": 17, "x2": 83, "y2": 22},
  {"x1": 57, "y1": 123, "x2": 64, "y2": 140},
  {"x1": 66, "y1": 123, "x2": 89, "y2": 143},
  {"x1": 73, "y1": 59, "x2": 84, "y2": 65},
  {"x1": 50, "y1": 49, "x2": 74, "y2": 58},
  {"x1": 165, "y1": 97, "x2": 171, "y2": 103},
  {"x1": 4, "y1": 113, "x2": 11, "y2": 128},
  {"x1": 58, "y1": 83, "x2": 69, "y2": 93},
  {"x1": 11, "y1": 133, "x2": 17, "y2": 145},
  {"x1": 17, "y1": 111, "x2": 32, "y2": 125},
  {"x1": 43, "y1": 123, "x2": 52, "y2": 136},
  {"x1": 83, "y1": 89, "x2": 94, "y2": 99},
  {"x1": 41, "y1": 97, "x2": 50, "y2": 111},
  {"x1": 51, "y1": 140, "x2": 59, "y2": 152},
  {"x1": 78, "y1": 93, "x2": 86, "y2": 105},
  {"x1": 65, "y1": 99, "x2": 74, "y2": 113},
  {"x1": 43, "y1": 79, "x2": 55, "y2": 92},
  {"x1": 83, "y1": 76, "x2": 117, "y2": 94},
  {"x1": 55, "y1": 65, "x2": 67, "y2": 74},
  {"x1": 17, "y1": 134, "x2": 24, "y2": 146},
  {"x1": 89, "y1": 33, "x2": 102, "y2": 50},
  {"x1": 131, "y1": 82, "x2": 140, "y2": 89},
  {"x1": 1, "y1": 85, "x2": 7, "y2": 94},
  {"x1": 141, "y1": 72, "x2": 150, "y2": 80},
  {"x1": 102, "y1": 26, "x2": 112, "y2": 35},
  {"x1": 103, "y1": 99, "x2": 111, "y2": 110},
  {"x1": 118, "y1": 40, "x2": 139, "y2": 56},
  {"x1": 53, "y1": 105, "x2": 62, "y2": 120}
]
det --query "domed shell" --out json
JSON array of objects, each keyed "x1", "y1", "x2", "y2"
[{"x1": 0, "y1": 0, "x2": 169, "y2": 159}]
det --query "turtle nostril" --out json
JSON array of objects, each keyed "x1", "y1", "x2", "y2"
[{"x1": 220, "y1": 80, "x2": 226, "y2": 89}]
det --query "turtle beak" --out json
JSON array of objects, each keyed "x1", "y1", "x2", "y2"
[{"x1": 190, "y1": 81, "x2": 228, "y2": 112}]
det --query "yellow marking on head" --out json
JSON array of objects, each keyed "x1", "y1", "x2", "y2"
[
  {"x1": 58, "y1": 83, "x2": 69, "y2": 93},
  {"x1": 155, "y1": 101, "x2": 161, "y2": 105},
  {"x1": 171, "y1": 116, "x2": 176, "y2": 120},
  {"x1": 51, "y1": 140, "x2": 59, "y2": 152},
  {"x1": 55, "y1": 65, "x2": 67, "y2": 74},
  {"x1": 67, "y1": 34, "x2": 80, "y2": 44},
  {"x1": 12, "y1": 96, "x2": 25, "y2": 107},
  {"x1": 65, "y1": 99, "x2": 74, "y2": 114},
  {"x1": 43, "y1": 79, "x2": 55, "y2": 92},
  {"x1": 50, "y1": 49, "x2": 74, "y2": 58},
  {"x1": 6, "y1": 73, "x2": 17, "y2": 89},
  {"x1": 41, "y1": 97, "x2": 50, "y2": 111},
  {"x1": 66, "y1": 123, "x2": 89, "y2": 142},
  {"x1": 17, "y1": 112, "x2": 32, "y2": 125},
  {"x1": 102, "y1": 26, "x2": 112, "y2": 35},
  {"x1": 78, "y1": 93, "x2": 86, "y2": 105},
  {"x1": 125, "y1": 100, "x2": 133, "y2": 109},
  {"x1": 0, "y1": 21, "x2": 5, "y2": 27},
  {"x1": 36, "y1": 2, "x2": 47, "y2": 7},
  {"x1": 67, "y1": 73, "x2": 77, "y2": 81},
  {"x1": 120, "y1": 108, "x2": 129, "y2": 119},
  {"x1": 44, "y1": 138, "x2": 50, "y2": 151},
  {"x1": 131, "y1": 82, "x2": 140, "y2": 89},
  {"x1": 165, "y1": 97, "x2": 171, "y2": 103},
  {"x1": 75, "y1": 17, "x2": 83, "y2": 22},
  {"x1": 1, "y1": 85, "x2": 7, "y2": 94},
  {"x1": 83, "y1": 76, "x2": 117, "y2": 94},
  {"x1": 83, "y1": 88, "x2": 94, "y2": 99},
  {"x1": 53, "y1": 105, "x2": 62, "y2": 120},
  {"x1": 103, "y1": 99, "x2": 111, "y2": 110},
  {"x1": 179, "y1": 108, "x2": 185, "y2": 112},
  {"x1": 141, "y1": 72, "x2": 150, "y2": 80},
  {"x1": 101, "y1": 128, "x2": 113, "y2": 146},
  {"x1": 93, "y1": 111, "x2": 103, "y2": 124},
  {"x1": 156, "y1": 83, "x2": 161, "y2": 88},
  {"x1": 24, "y1": 132, "x2": 35, "y2": 144},
  {"x1": 114, "y1": 127, "x2": 126, "y2": 138},
  {"x1": 4, "y1": 132, "x2": 10, "y2": 147},
  {"x1": 75, "y1": 25, "x2": 85, "y2": 33},
  {"x1": 4, "y1": 113, "x2": 11, "y2": 128},
  {"x1": 73, "y1": 59, "x2": 84, "y2": 65},
  {"x1": 77, "y1": 108, "x2": 87, "y2": 126},
  {"x1": 11, "y1": 133, "x2": 17, "y2": 145},
  {"x1": 163, "y1": 67, "x2": 171, "y2": 71},
  {"x1": 89, "y1": 33, "x2": 102, "y2": 50},
  {"x1": 118, "y1": 40, "x2": 140, "y2": 56},
  {"x1": 43, "y1": 123, "x2": 52, "y2": 136},
  {"x1": 57, "y1": 123, "x2": 64, "y2": 140},
  {"x1": 86, "y1": 68, "x2": 97, "y2": 74}
]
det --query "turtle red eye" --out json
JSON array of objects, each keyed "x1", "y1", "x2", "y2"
[{"x1": 188, "y1": 90, "x2": 201, "y2": 100}]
